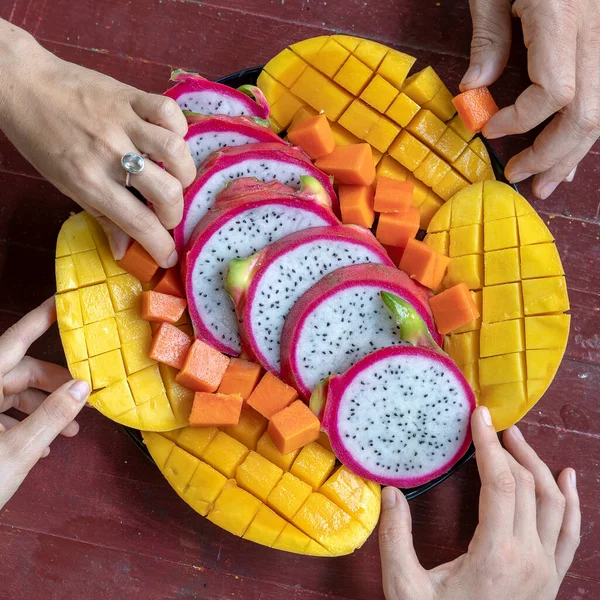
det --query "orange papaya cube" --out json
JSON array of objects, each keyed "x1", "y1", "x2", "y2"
[
  {"x1": 117, "y1": 241, "x2": 160, "y2": 283},
  {"x1": 287, "y1": 114, "x2": 335, "y2": 160},
  {"x1": 428, "y1": 283, "x2": 481, "y2": 335},
  {"x1": 452, "y1": 87, "x2": 499, "y2": 134},
  {"x1": 247, "y1": 371, "x2": 298, "y2": 419},
  {"x1": 154, "y1": 267, "x2": 185, "y2": 297},
  {"x1": 189, "y1": 392, "x2": 244, "y2": 427},
  {"x1": 149, "y1": 322, "x2": 193, "y2": 370},
  {"x1": 314, "y1": 144, "x2": 375, "y2": 185},
  {"x1": 176, "y1": 339, "x2": 230, "y2": 393},
  {"x1": 141, "y1": 290, "x2": 187, "y2": 324},
  {"x1": 375, "y1": 206, "x2": 420, "y2": 247},
  {"x1": 399, "y1": 238, "x2": 450, "y2": 290},
  {"x1": 338, "y1": 185, "x2": 375, "y2": 229},
  {"x1": 218, "y1": 358, "x2": 263, "y2": 400},
  {"x1": 374, "y1": 177, "x2": 414, "y2": 213},
  {"x1": 268, "y1": 400, "x2": 321, "y2": 455}
]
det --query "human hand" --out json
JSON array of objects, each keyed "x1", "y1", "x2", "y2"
[
  {"x1": 460, "y1": 0, "x2": 599, "y2": 198},
  {"x1": 0, "y1": 298, "x2": 90, "y2": 510},
  {"x1": 0, "y1": 22, "x2": 196, "y2": 267},
  {"x1": 378, "y1": 406, "x2": 580, "y2": 600}
]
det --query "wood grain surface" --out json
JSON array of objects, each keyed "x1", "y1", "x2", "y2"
[{"x1": 0, "y1": 1, "x2": 598, "y2": 598}]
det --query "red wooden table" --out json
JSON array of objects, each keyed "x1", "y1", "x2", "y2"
[{"x1": 0, "y1": 1, "x2": 598, "y2": 598}]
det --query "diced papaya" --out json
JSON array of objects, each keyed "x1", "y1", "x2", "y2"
[
  {"x1": 154, "y1": 267, "x2": 185, "y2": 297},
  {"x1": 338, "y1": 185, "x2": 375, "y2": 229},
  {"x1": 267, "y1": 400, "x2": 321, "y2": 455},
  {"x1": 218, "y1": 358, "x2": 263, "y2": 400},
  {"x1": 428, "y1": 283, "x2": 481, "y2": 335},
  {"x1": 247, "y1": 371, "x2": 298, "y2": 419},
  {"x1": 149, "y1": 322, "x2": 193, "y2": 370},
  {"x1": 117, "y1": 241, "x2": 160, "y2": 283},
  {"x1": 398, "y1": 238, "x2": 450, "y2": 290},
  {"x1": 452, "y1": 87, "x2": 499, "y2": 134},
  {"x1": 375, "y1": 207, "x2": 420, "y2": 247},
  {"x1": 374, "y1": 177, "x2": 413, "y2": 213},
  {"x1": 176, "y1": 339, "x2": 230, "y2": 393},
  {"x1": 287, "y1": 114, "x2": 335, "y2": 159},
  {"x1": 141, "y1": 290, "x2": 187, "y2": 324},
  {"x1": 314, "y1": 144, "x2": 375, "y2": 185}
]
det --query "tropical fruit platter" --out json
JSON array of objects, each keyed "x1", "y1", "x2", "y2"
[{"x1": 55, "y1": 35, "x2": 570, "y2": 557}]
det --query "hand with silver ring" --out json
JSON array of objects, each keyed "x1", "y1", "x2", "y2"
[{"x1": 0, "y1": 20, "x2": 196, "y2": 268}]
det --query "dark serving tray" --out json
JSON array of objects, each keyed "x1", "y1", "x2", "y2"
[{"x1": 123, "y1": 65, "x2": 516, "y2": 501}]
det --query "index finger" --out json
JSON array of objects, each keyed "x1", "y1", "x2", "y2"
[
  {"x1": 473, "y1": 406, "x2": 516, "y2": 537},
  {"x1": 0, "y1": 298, "x2": 56, "y2": 376}
]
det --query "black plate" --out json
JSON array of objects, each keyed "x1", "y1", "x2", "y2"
[{"x1": 123, "y1": 66, "x2": 517, "y2": 501}]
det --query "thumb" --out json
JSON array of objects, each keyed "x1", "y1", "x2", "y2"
[
  {"x1": 96, "y1": 216, "x2": 131, "y2": 261},
  {"x1": 460, "y1": 0, "x2": 512, "y2": 91},
  {"x1": 379, "y1": 487, "x2": 427, "y2": 598}
]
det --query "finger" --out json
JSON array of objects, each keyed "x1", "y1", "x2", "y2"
[
  {"x1": 378, "y1": 487, "x2": 428, "y2": 598},
  {"x1": 504, "y1": 452, "x2": 537, "y2": 541},
  {"x1": 130, "y1": 122, "x2": 196, "y2": 188},
  {"x1": 473, "y1": 406, "x2": 516, "y2": 538},
  {"x1": 460, "y1": 0, "x2": 513, "y2": 90},
  {"x1": 131, "y1": 93, "x2": 188, "y2": 137},
  {"x1": 3, "y1": 357, "x2": 70, "y2": 397},
  {"x1": 6, "y1": 379, "x2": 89, "y2": 466},
  {"x1": 94, "y1": 214, "x2": 131, "y2": 261},
  {"x1": 0, "y1": 298, "x2": 56, "y2": 375},
  {"x1": 0, "y1": 414, "x2": 20, "y2": 431},
  {"x1": 555, "y1": 468, "x2": 581, "y2": 579},
  {"x1": 3, "y1": 389, "x2": 80, "y2": 437},
  {"x1": 128, "y1": 160, "x2": 185, "y2": 231},
  {"x1": 503, "y1": 426, "x2": 566, "y2": 551}
]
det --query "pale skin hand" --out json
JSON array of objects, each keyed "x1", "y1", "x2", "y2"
[
  {"x1": 379, "y1": 406, "x2": 581, "y2": 600},
  {"x1": 0, "y1": 20, "x2": 196, "y2": 267},
  {"x1": 0, "y1": 299, "x2": 90, "y2": 510},
  {"x1": 460, "y1": 0, "x2": 600, "y2": 199}
]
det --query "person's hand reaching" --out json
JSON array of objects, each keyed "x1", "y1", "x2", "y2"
[
  {"x1": 0, "y1": 21, "x2": 196, "y2": 267},
  {"x1": 0, "y1": 299, "x2": 90, "y2": 510},
  {"x1": 461, "y1": 0, "x2": 599, "y2": 198},
  {"x1": 378, "y1": 406, "x2": 580, "y2": 600}
]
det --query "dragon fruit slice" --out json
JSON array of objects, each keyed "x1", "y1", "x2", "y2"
[
  {"x1": 185, "y1": 115, "x2": 284, "y2": 168},
  {"x1": 164, "y1": 71, "x2": 270, "y2": 119},
  {"x1": 183, "y1": 177, "x2": 339, "y2": 356},
  {"x1": 318, "y1": 294, "x2": 476, "y2": 488},
  {"x1": 280, "y1": 263, "x2": 442, "y2": 399},
  {"x1": 226, "y1": 226, "x2": 393, "y2": 375},
  {"x1": 175, "y1": 143, "x2": 338, "y2": 252}
]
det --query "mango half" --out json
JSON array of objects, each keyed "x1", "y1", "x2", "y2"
[
  {"x1": 55, "y1": 212, "x2": 193, "y2": 431},
  {"x1": 424, "y1": 181, "x2": 570, "y2": 431}
]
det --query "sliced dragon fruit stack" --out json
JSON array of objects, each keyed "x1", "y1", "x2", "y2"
[
  {"x1": 183, "y1": 177, "x2": 339, "y2": 356},
  {"x1": 226, "y1": 226, "x2": 393, "y2": 375},
  {"x1": 316, "y1": 294, "x2": 476, "y2": 488},
  {"x1": 185, "y1": 115, "x2": 284, "y2": 169},
  {"x1": 175, "y1": 143, "x2": 338, "y2": 252},
  {"x1": 280, "y1": 263, "x2": 442, "y2": 399},
  {"x1": 164, "y1": 71, "x2": 270, "y2": 119}
]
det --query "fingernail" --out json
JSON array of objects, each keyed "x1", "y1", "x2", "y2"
[
  {"x1": 460, "y1": 65, "x2": 481, "y2": 88},
  {"x1": 166, "y1": 249, "x2": 179, "y2": 268},
  {"x1": 509, "y1": 172, "x2": 533, "y2": 184},
  {"x1": 566, "y1": 167, "x2": 577, "y2": 183},
  {"x1": 570, "y1": 470, "x2": 577, "y2": 488},
  {"x1": 538, "y1": 182, "x2": 558, "y2": 199},
  {"x1": 481, "y1": 406, "x2": 493, "y2": 427},
  {"x1": 511, "y1": 425, "x2": 524, "y2": 441},
  {"x1": 381, "y1": 487, "x2": 397, "y2": 509},
  {"x1": 69, "y1": 379, "x2": 90, "y2": 403},
  {"x1": 42, "y1": 447, "x2": 51, "y2": 458}
]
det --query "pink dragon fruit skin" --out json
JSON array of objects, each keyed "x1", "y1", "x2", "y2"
[
  {"x1": 184, "y1": 115, "x2": 284, "y2": 168},
  {"x1": 280, "y1": 263, "x2": 443, "y2": 399},
  {"x1": 164, "y1": 71, "x2": 270, "y2": 120},
  {"x1": 183, "y1": 177, "x2": 339, "y2": 356},
  {"x1": 320, "y1": 344, "x2": 476, "y2": 488},
  {"x1": 225, "y1": 225, "x2": 394, "y2": 374},
  {"x1": 175, "y1": 142, "x2": 338, "y2": 253}
]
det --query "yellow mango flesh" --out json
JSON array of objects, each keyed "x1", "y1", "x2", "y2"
[
  {"x1": 426, "y1": 181, "x2": 570, "y2": 430},
  {"x1": 55, "y1": 212, "x2": 193, "y2": 431},
  {"x1": 260, "y1": 35, "x2": 495, "y2": 230},
  {"x1": 143, "y1": 426, "x2": 380, "y2": 556}
]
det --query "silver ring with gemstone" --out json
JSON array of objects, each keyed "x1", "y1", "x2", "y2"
[{"x1": 121, "y1": 152, "x2": 146, "y2": 187}]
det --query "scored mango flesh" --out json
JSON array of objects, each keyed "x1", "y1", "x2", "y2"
[
  {"x1": 143, "y1": 425, "x2": 380, "y2": 556},
  {"x1": 424, "y1": 181, "x2": 570, "y2": 431},
  {"x1": 258, "y1": 35, "x2": 495, "y2": 228},
  {"x1": 55, "y1": 212, "x2": 193, "y2": 431}
]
